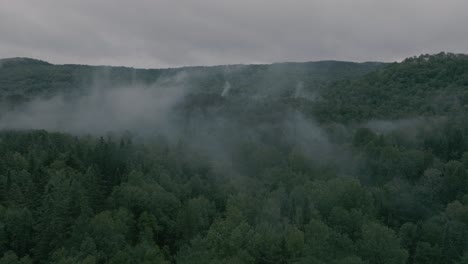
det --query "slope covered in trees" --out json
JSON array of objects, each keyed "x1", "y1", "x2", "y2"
[
  {"x1": 1, "y1": 53, "x2": 468, "y2": 263},
  {"x1": 314, "y1": 53, "x2": 468, "y2": 122}
]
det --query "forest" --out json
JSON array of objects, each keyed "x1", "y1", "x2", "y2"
[{"x1": 1, "y1": 52, "x2": 468, "y2": 263}]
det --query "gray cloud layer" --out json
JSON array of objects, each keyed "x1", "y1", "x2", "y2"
[{"x1": 1, "y1": 0, "x2": 467, "y2": 68}]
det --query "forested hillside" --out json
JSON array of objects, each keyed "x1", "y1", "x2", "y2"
[
  {"x1": 314, "y1": 53, "x2": 468, "y2": 122},
  {"x1": 1, "y1": 53, "x2": 468, "y2": 264}
]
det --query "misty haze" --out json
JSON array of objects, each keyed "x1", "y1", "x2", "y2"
[{"x1": 1, "y1": 1, "x2": 468, "y2": 264}]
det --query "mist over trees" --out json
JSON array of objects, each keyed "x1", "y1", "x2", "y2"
[{"x1": 0, "y1": 53, "x2": 468, "y2": 263}]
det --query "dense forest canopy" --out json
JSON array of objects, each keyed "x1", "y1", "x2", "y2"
[{"x1": 1, "y1": 52, "x2": 468, "y2": 263}]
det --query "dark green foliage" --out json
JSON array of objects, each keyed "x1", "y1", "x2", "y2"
[
  {"x1": 1, "y1": 124, "x2": 467, "y2": 263},
  {"x1": 0, "y1": 53, "x2": 468, "y2": 263}
]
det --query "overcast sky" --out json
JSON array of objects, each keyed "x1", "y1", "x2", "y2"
[{"x1": 1, "y1": 0, "x2": 467, "y2": 68}]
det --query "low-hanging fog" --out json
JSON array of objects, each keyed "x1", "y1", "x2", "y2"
[
  {"x1": 0, "y1": 68, "x2": 362, "y2": 174},
  {"x1": 0, "y1": 75, "x2": 189, "y2": 135},
  {"x1": 0, "y1": 63, "x2": 444, "y2": 180}
]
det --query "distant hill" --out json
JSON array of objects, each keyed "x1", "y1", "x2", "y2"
[
  {"x1": 2, "y1": 53, "x2": 468, "y2": 123},
  {"x1": 0, "y1": 57, "x2": 383, "y2": 102}
]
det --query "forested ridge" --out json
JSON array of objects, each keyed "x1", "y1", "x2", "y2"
[{"x1": 1, "y1": 53, "x2": 468, "y2": 263}]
